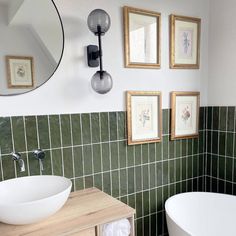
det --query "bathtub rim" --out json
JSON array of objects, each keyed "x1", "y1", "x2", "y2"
[{"x1": 165, "y1": 191, "x2": 236, "y2": 236}]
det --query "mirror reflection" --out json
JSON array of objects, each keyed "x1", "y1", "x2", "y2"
[
  {"x1": 124, "y1": 6, "x2": 161, "y2": 69},
  {"x1": 129, "y1": 13, "x2": 157, "y2": 64},
  {"x1": 0, "y1": 0, "x2": 64, "y2": 95}
]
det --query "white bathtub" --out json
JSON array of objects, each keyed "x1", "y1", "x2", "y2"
[{"x1": 165, "y1": 192, "x2": 236, "y2": 236}]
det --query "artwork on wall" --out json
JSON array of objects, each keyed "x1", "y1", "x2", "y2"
[
  {"x1": 6, "y1": 56, "x2": 34, "y2": 88},
  {"x1": 170, "y1": 14, "x2": 201, "y2": 69},
  {"x1": 171, "y1": 91, "x2": 200, "y2": 140},
  {"x1": 123, "y1": 6, "x2": 161, "y2": 69},
  {"x1": 126, "y1": 91, "x2": 162, "y2": 145}
]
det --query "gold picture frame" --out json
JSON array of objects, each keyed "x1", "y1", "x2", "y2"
[
  {"x1": 124, "y1": 6, "x2": 161, "y2": 69},
  {"x1": 171, "y1": 91, "x2": 200, "y2": 140},
  {"x1": 6, "y1": 56, "x2": 34, "y2": 88},
  {"x1": 170, "y1": 14, "x2": 201, "y2": 69},
  {"x1": 127, "y1": 91, "x2": 162, "y2": 145}
]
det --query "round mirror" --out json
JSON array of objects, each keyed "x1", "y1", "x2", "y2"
[{"x1": 0, "y1": 0, "x2": 64, "y2": 96}]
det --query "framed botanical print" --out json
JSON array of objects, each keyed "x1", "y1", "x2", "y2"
[
  {"x1": 170, "y1": 14, "x2": 201, "y2": 69},
  {"x1": 127, "y1": 91, "x2": 162, "y2": 145},
  {"x1": 124, "y1": 6, "x2": 161, "y2": 69},
  {"x1": 6, "y1": 56, "x2": 34, "y2": 88},
  {"x1": 171, "y1": 92, "x2": 200, "y2": 140}
]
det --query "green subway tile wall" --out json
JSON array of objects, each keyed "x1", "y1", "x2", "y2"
[
  {"x1": 206, "y1": 106, "x2": 236, "y2": 194},
  {"x1": 0, "y1": 109, "x2": 206, "y2": 236}
]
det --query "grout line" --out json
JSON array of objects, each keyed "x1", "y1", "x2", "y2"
[
  {"x1": 232, "y1": 108, "x2": 236, "y2": 194},
  {"x1": 58, "y1": 115, "x2": 65, "y2": 177},
  {"x1": 0, "y1": 147, "x2": 4, "y2": 181},
  {"x1": 98, "y1": 113, "x2": 104, "y2": 191},
  {"x1": 23, "y1": 116, "x2": 30, "y2": 175},
  {"x1": 47, "y1": 115, "x2": 54, "y2": 175},
  {"x1": 70, "y1": 114, "x2": 76, "y2": 190},
  {"x1": 10, "y1": 117, "x2": 17, "y2": 178},
  {"x1": 224, "y1": 107, "x2": 228, "y2": 193}
]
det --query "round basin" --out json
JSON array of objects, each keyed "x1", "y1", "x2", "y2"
[{"x1": 0, "y1": 175, "x2": 72, "y2": 225}]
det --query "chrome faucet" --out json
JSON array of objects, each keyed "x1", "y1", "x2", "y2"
[
  {"x1": 33, "y1": 149, "x2": 45, "y2": 172},
  {"x1": 11, "y1": 152, "x2": 25, "y2": 172}
]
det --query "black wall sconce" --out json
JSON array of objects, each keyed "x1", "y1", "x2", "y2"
[{"x1": 87, "y1": 9, "x2": 113, "y2": 94}]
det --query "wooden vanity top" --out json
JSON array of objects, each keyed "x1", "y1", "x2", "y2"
[{"x1": 0, "y1": 188, "x2": 135, "y2": 236}]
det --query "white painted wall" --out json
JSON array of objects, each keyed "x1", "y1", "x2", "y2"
[
  {"x1": 0, "y1": 0, "x2": 209, "y2": 116},
  {"x1": 208, "y1": 0, "x2": 236, "y2": 106}
]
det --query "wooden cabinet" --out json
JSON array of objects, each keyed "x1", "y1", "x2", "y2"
[
  {"x1": 0, "y1": 188, "x2": 136, "y2": 236},
  {"x1": 76, "y1": 227, "x2": 96, "y2": 236}
]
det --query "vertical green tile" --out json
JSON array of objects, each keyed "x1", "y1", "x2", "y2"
[
  {"x1": 212, "y1": 107, "x2": 219, "y2": 130},
  {"x1": 120, "y1": 169, "x2": 127, "y2": 195},
  {"x1": 143, "y1": 191, "x2": 150, "y2": 215},
  {"x1": 134, "y1": 145, "x2": 142, "y2": 165},
  {"x1": 219, "y1": 132, "x2": 226, "y2": 156},
  {"x1": 109, "y1": 112, "x2": 118, "y2": 141},
  {"x1": 128, "y1": 167, "x2": 135, "y2": 194},
  {"x1": 227, "y1": 107, "x2": 235, "y2": 132},
  {"x1": 136, "y1": 219, "x2": 143, "y2": 236},
  {"x1": 156, "y1": 187, "x2": 163, "y2": 211},
  {"x1": 63, "y1": 148, "x2": 73, "y2": 178},
  {"x1": 103, "y1": 172, "x2": 111, "y2": 195},
  {"x1": 207, "y1": 107, "x2": 213, "y2": 129},
  {"x1": 135, "y1": 166, "x2": 142, "y2": 192},
  {"x1": 83, "y1": 145, "x2": 93, "y2": 175},
  {"x1": 51, "y1": 149, "x2": 63, "y2": 176},
  {"x1": 156, "y1": 162, "x2": 162, "y2": 186},
  {"x1": 163, "y1": 136, "x2": 169, "y2": 160},
  {"x1": 219, "y1": 107, "x2": 227, "y2": 131},
  {"x1": 2, "y1": 156, "x2": 15, "y2": 180},
  {"x1": 135, "y1": 192, "x2": 143, "y2": 218},
  {"x1": 117, "y1": 112, "x2": 126, "y2": 140},
  {"x1": 94, "y1": 173, "x2": 102, "y2": 190},
  {"x1": 111, "y1": 170, "x2": 119, "y2": 197},
  {"x1": 187, "y1": 156, "x2": 193, "y2": 179},
  {"x1": 93, "y1": 144, "x2": 102, "y2": 173},
  {"x1": 85, "y1": 175, "x2": 93, "y2": 188},
  {"x1": 169, "y1": 140, "x2": 175, "y2": 159},
  {"x1": 193, "y1": 139, "x2": 199, "y2": 155},
  {"x1": 188, "y1": 139, "x2": 193, "y2": 155},
  {"x1": 119, "y1": 141, "x2": 126, "y2": 168},
  {"x1": 110, "y1": 142, "x2": 118, "y2": 170},
  {"x1": 156, "y1": 142, "x2": 162, "y2": 161},
  {"x1": 81, "y1": 113, "x2": 91, "y2": 144},
  {"x1": 102, "y1": 143, "x2": 110, "y2": 171},
  {"x1": 176, "y1": 140, "x2": 181, "y2": 157},
  {"x1": 142, "y1": 165, "x2": 149, "y2": 190},
  {"x1": 11, "y1": 117, "x2": 26, "y2": 152},
  {"x1": 0, "y1": 117, "x2": 12, "y2": 154},
  {"x1": 219, "y1": 156, "x2": 225, "y2": 179},
  {"x1": 49, "y1": 115, "x2": 61, "y2": 148},
  {"x1": 150, "y1": 189, "x2": 156, "y2": 214},
  {"x1": 37, "y1": 116, "x2": 50, "y2": 149},
  {"x1": 73, "y1": 146, "x2": 83, "y2": 177},
  {"x1": 226, "y1": 133, "x2": 234, "y2": 157},
  {"x1": 182, "y1": 157, "x2": 187, "y2": 180},
  {"x1": 71, "y1": 114, "x2": 82, "y2": 145},
  {"x1": 149, "y1": 143, "x2": 156, "y2": 162},
  {"x1": 226, "y1": 157, "x2": 233, "y2": 181},
  {"x1": 127, "y1": 145, "x2": 134, "y2": 166},
  {"x1": 162, "y1": 109, "x2": 169, "y2": 135},
  {"x1": 100, "y1": 112, "x2": 109, "y2": 142},
  {"x1": 149, "y1": 163, "x2": 156, "y2": 188},
  {"x1": 176, "y1": 159, "x2": 181, "y2": 182},
  {"x1": 199, "y1": 107, "x2": 205, "y2": 130},
  {"x1": 151, "y1": 214, "x2": 157, "y2": 236},
  {"x1": 42, "y1": 150, "x2": 52, "y2": 175},
  {"x1": 75, "y1": 178, "x2": 84, "y2": 190},
  {"x1": 142, "y1": 144, "x2": 149, "y2": 164},
  {"x1": 128, "y1": 194, "x2": 135, "y2": 209},
  {"x1": 91, "y1": 113, "x2": 100, "y2": 143},
  {"x1": 163, "y1": 161, "x2": 168, "y2": 185},
  {"x1": 169, "y1": 160, "x2": 175, "y2": 183},
  {"x1": 25, "y1": 116, "x2": 38, "y2": 151},
  {"x1": 60, "y1": 114, "x2": 72, "y2": 147},
  {"x1": 212, "y1": 131, "x2": 218, "y2": 154},
  {"x1": 182, "y1": 140, "x2": 187, "y2": 156}
]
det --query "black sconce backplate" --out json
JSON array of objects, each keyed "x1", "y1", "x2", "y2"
[{"x1": 87, "y1": 45, "x2": 99, "y2": 67}]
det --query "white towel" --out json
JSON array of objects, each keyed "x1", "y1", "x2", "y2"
[{"x1": 103, "y1": 218, "x2": 131, "y2": 236}]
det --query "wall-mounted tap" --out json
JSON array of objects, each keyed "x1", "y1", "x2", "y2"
[
  {"x1": 33, "y1": 149, "x2": 45, "y2": 172},
  {"x1": 11, "y1": 152, "x2": 25, "y2": 172}
]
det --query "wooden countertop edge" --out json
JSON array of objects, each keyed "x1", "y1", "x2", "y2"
[{"x1": 0, "y1": 188, "x2": 136, "y2": 236}]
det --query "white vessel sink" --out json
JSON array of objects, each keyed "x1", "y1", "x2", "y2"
[{"x1": 0, "y1": 175, "x2": 72, "y2": 225}]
